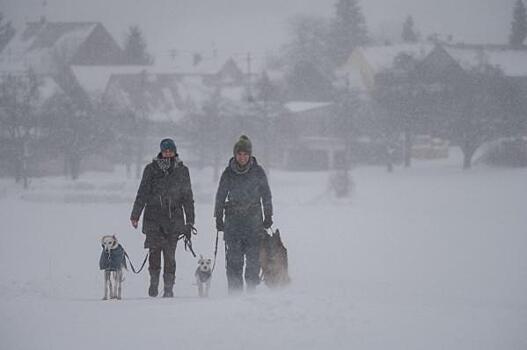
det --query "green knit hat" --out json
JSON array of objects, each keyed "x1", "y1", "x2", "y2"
[{"x1": 233, "y1": 135, "x2": 252, "y2": 155}]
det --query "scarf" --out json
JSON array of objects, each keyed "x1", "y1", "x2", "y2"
[
  {"x1": 154, "y1": 155, "x2": 180, "y2": 175},
  {"x1": 230, "y1": 157, "x2": 254, "y2": 175}
]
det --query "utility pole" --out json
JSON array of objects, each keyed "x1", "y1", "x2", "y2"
[{"x1": 246, "y1": 52, "x2": 253, "y2": 100}]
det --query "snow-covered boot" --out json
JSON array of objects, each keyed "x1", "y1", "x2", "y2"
[
  {"x1": 148, "y1": 271, "x2": 160, "y2": 297},
  {"x1": 162, "y1": 273, "x2": 174, "y2": 298}
]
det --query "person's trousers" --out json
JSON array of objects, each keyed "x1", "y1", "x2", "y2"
[
  {"x1": 149, "y1": 244, "x2": 176, "y2": 287},
  {"x1": 225, "y1": 235, "x2": 261, "y2": 293}
]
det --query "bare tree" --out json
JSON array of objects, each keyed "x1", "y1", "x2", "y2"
[
  {"x1": 0, "y1": 12, "x2": 15, "y2": 52},
  {"x1": 510, "y1": 0, "x2": 527, "y2": 46},
  {"x1": 41, "y1": 92, "x2": 113, "y2": 179},
  {"x1": 443, "y1": 64, "x2": 516, "y2": 169},
  {"x1": 0, "y1": 70, "x2": 41, "y2": 188}
]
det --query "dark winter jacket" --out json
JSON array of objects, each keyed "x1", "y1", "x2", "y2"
[
  {"x1": 214, "y1": 156, "x2": 272, "y2": 223},
  {"x1": 131, "y1": 154, "x2": 195, "y2": 241},
  {"x1": 99, "y1": 244, "x2": 126, "y2": 271}
]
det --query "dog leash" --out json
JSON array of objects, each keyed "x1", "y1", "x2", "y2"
[
  {"x1": 124, "y1": 250, "x2": 149, "y2": 274},
  {"x1": 179, "y1": 225, "x2": 198, "y2": 258},
  {"x1": 212, "y1": 230, "x2": 220, "y2": 272}
]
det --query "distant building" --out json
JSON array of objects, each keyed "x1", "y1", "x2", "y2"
[
  {"x1": 104, "y1": 71, "x2": 186, "y2": 125},
  {"x1": 0, "y1": 18, "x2": 126, "y2": 73},
  {"x1": 335, "y1": 43, "x2": 433, "y2": 93},
  {"x1": 420, "y1": 43, "x2": 527, "y2": 85},
  {"x1": 0, "y1": 19, "x2": 128, "y2": 106},
  {"x1": 277, "y1": 102, "x2": 346, "y2": 170}
]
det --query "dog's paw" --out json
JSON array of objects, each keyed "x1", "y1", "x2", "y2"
[{"x1": 102, "y1": 296, "x2": 108, "y2": 301}]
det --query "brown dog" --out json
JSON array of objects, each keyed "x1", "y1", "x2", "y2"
[{"x1": 259, "y1": 229, "x2": 291, "y2": 287}]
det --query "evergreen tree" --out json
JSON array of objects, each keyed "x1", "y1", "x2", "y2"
[
  {"x1": 330, "y1": 0, "x2": 369, "y2": 65},
  {"x1": 123, "y1": 25, "x2": 153, "y2": 65},
  {"x1": 285, "y1": 15, "x2": 333, "y2": 75},
  {"x1": 402, "y1": 15, "x2": 418, "y2": 43},
  {"x1": 0, "y1": 12, "x2": 15, "y2": 52},
  {"x1": 509, "y1": 0, "x2": 527, "y2": 46},
  {"x1": 283, "y1": 15, "x2": 335, "y2": 101}
]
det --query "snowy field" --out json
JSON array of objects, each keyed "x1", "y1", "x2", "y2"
[{"x1": 1, "y1": 149, "x2": 526, "y2": 350}]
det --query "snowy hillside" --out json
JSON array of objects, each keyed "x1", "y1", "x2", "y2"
[{"x1": 1, "y1": 149, "x2": 526, "y2": 350}]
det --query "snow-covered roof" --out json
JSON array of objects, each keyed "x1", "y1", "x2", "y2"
[
  {"x1": 154, "y1": 49, "x2": 270, "y2": 77},
  {"x1": 11, "y1": 21, "x2": 95, "y2": 53},
  {"x1": 155, "y1": 54, "x2": 222, "y2": 75},
  {"x1": 0, "y1": 20, "x2": 126, "y2": 76},
  {"x1": 175, "y1": 75, "x2": 212, "y2": 107},
  {"x1": 104, "y1": 72, "x2": 187, "y2": 123},
  {"x1": 442, "y1": 45, "x2": 527, "y2": 77},
  {"x1": 335, "y1": 43, "x2": 433, "y2": 91},
  {"x1": 156, "y1": 52, "x2": 238, "y2": 75},
  {"x1": 265, "y1": 68, "x2": 285, "y2": 83},
  {"x1": 284, "y1": 101, "x2": 333, "y2": 113},
  {"x1": 0, "y1": 21, "x2": 97, "y2": 68},
  {"x1": 39, "y1": 76, "x2": 63, "y2": 102},
  {"x1": 347, "y1": 43, "x2": 433, "y2": 74},
  {"x1": 71, "y1": 65, "x2": 152, "y2": 95}
]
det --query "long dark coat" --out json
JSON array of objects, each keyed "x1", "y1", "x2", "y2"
[
  {"x1": 131, "y1": 155, "x2": 195, "y2": 248},
  {"x1": 214, "y1": 157, "x2": 272, "y2": 239}
]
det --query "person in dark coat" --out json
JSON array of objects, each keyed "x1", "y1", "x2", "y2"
[
  {"x1": 130, "y1": 138, "x2": 195, "y2": 298},
  {"x1": 214, "y1": 135, "x2": 273, "y2": 294}
]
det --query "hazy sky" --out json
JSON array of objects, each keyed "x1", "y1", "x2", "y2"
[{"x1": 1, "y1": 0, "x2": 512, "y2": 61}]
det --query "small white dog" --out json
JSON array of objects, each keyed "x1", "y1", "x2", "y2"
[
  {"x1": 99, "y1": 235, "x2": 127, "y2": 300},
  {"x1": 195, "y1": 255, "x2": 212, "y2": 298}
]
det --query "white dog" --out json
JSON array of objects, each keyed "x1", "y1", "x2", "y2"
[
  {"x1": 99, "y1": 235, "x2": 127, "y2": 300},
  {"x1": 195, "y1": 255, "x2": 212, "y2": 298}
]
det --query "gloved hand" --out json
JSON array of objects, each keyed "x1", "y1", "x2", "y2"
[
  {"x1": 184, "y1": 223, "x2": 195, "y2": 240},
  {"x1": 216, "y1": 217, "x2": 224, "y2": 232},
  {"x1": 263, "y1": 216, "x2": 273, "y2": 229}
]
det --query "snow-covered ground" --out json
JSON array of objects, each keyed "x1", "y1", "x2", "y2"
[{"x1": 1, "y1": 149, "x2": 526, "y2": 350}]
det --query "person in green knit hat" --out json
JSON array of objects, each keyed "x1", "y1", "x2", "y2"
[{"x1": 214, "y1": 135, "x2": 273, "y2": 294}]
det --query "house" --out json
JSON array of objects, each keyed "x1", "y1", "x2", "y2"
[
  {"x1": 0, "y1": 18, "x2": 126, "y2": 72},
  {"x1": 0, "y1": 18, "x2": 127, "y2": 106},
  {"x1": 98, "y1": 56, "x2": 252, "y2": 122},
  {"x1": 278, "y1": 102, "x2": 345, "y2": 170},
  {"x1": 104, "y1": 71, "x2": 187, "y2": 125},
  {"x1": 0, "y1": 19, "x2": 130, "y2": 177},
  {"x1": 335, "y1": 43, "x2": 433, "y2": 93},
  {"x1": 417, "y1": 43, "x2": 527, "y2": 162}
]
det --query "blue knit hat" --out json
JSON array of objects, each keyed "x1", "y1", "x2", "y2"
[{"x1": 160, "y1": 138, "x2": 177, "y2": 152}]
